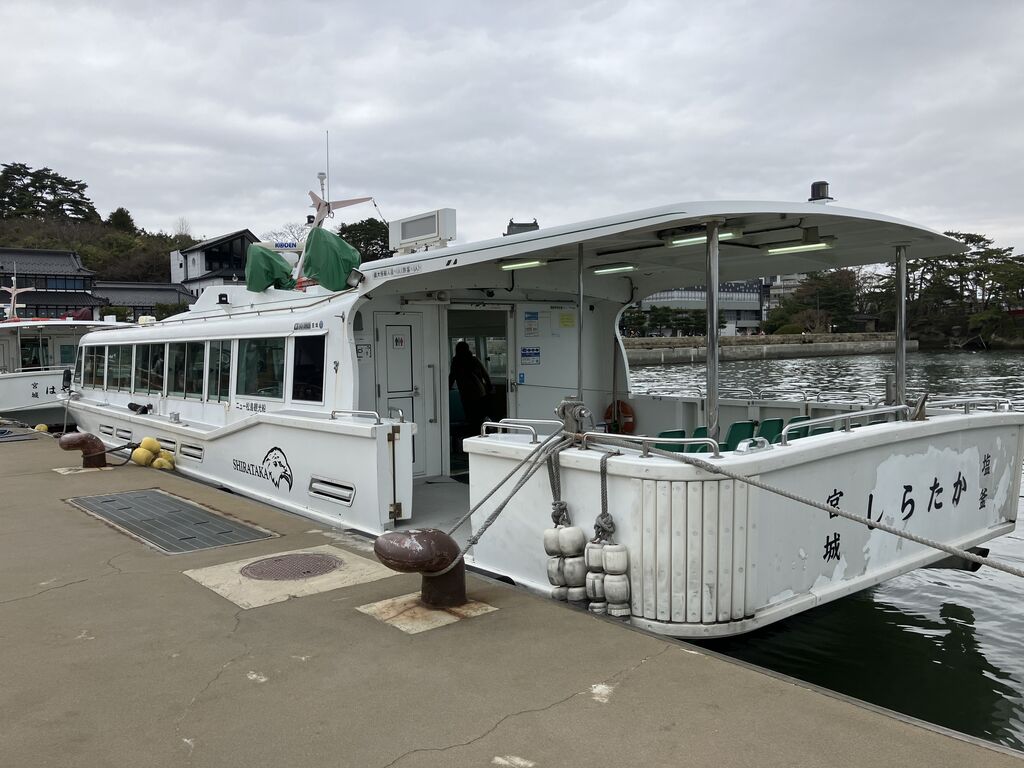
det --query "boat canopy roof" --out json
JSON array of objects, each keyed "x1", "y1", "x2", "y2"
[
  {"x1": 356, "y1": 200, "x2": 963, "y2": 298},
  {"x1": 0, "y1": 319, "x2": 125, "y2": 331}
]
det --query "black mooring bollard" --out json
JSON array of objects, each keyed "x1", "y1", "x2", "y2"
[
  {"x1": 374, "y1": 528, "x2": 467, "y2": 607},
  {"x1": 58, "y1": 432, "x2": 107, "y2": 469}
]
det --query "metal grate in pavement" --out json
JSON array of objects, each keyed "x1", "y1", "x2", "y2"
[{"x1": 68, "y1": 489, "x2": 273, "y2": 554}]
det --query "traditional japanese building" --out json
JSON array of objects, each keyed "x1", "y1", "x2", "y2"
[
  {"x1": 0, "y1": 247, "x2": 106, "y2": 319},
  {"x1": 91, "y1": 281, "x2": 196, "y2": 320}
]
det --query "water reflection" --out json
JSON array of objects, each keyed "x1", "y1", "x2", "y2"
[
  {"x1": 634, "y1": 351, "x2": 1024, "y2": 749},
  {"x1": 702, "y1": 591, "x2": 1022, "y2": 750}
]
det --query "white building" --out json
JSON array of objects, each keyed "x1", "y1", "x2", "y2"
[{"x1": 170, "y1": 230, "x2": 258, "y2": 298}]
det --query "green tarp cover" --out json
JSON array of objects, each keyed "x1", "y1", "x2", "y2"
[
  {"x1": 301, "y1": 227, "x2": 361, "y2": 291},
  {"x1": 245, "y1": 244, "x2": 296, "y2": 291}
]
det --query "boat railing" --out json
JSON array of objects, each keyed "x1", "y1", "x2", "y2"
[
  {"x1": 927, "y1": 396, "x2": 1012, "y2": 414},
  {"x1": 14, "y1": 365, "x2": 68, "y2": 373},
  {"x1": 579, "y1": 432, "x2": 722, "y2": 458},
  {"x1": 481, "y1": 421, "x2": 539, "y2": 443},
  {"x1": 757, "y1": 388, "x2": 808, "y2": 401},
  {"x1": 779, "y1": 405, "x2": 911, "y2": 445},
  {"x1": 719, "y1": 387, "x2": 755, "y2": 398},
  {"x1": 329, "y1": 409, "x2": 383, "y2": 425},
  {"x1": 499, "y1": 418, "x2": 564, "y2": 435},
  {"x1": 814, "y1": 391, "x2": 884, "y2": 404},
  {"x1": 387, "y1": 406, "x2": 406, "y2": 423}
]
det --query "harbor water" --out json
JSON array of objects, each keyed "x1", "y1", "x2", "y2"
[{"x1": 631, "y1": 351, "x2": 1024, "y2": 751}]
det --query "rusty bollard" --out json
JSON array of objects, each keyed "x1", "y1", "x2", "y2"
[
  {"x1": 374, "y1": 528, "x2": 467, "y2": 608},
  {"x1": 58, "y1": 432, "x2": 107, "y2": 469}
]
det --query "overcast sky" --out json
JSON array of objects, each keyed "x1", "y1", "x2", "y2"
[{"x1": 2, "y1": 0, "x2": 1022, "y2": 252}]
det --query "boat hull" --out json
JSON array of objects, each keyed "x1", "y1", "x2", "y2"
[
  {"x1": 0, "y1": 371, "x2": 71, "y2": 426},
  {"x1": 465, "y1": 413, "x2": 1024, "y2": 637}
]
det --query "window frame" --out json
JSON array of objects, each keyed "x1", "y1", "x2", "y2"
[
  {"x1": 290, "y1": 333, "x2": 327, "y2": 405},
  {"x1": 235, "y1": 336, "x2": 287, "y2": 401}
]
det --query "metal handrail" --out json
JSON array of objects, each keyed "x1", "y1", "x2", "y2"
[
  {"x1": 500, "y1": 418, "x2": 564, "y2": 433},
  {"x1": 481, "y1": 421, "x2": 539, "y2": 443},
  {"x1": 14, "y1": 365, "x2": 67, "y2": 373},
  {"x1": 387, "y1": 406, "x2": 406, "y2": 423},
  {"x1": 719, "y1": 387, "x2": 755, "y2": 398},
  {"x1": 329, "y1": 408, "x2": 383, "y2": 425},
  {"x1": 928, "y1": 397, "x2": 1012, "y2": 414},
  {"x1": 780, "y1": 405, "x2": 911, "y2": 446},
  {"x1": 815, "y1": 390, "x2": 883, "y2": 404},
  {"x1": 579, "y1": 432, "x2": 721, "y2": 458},
  {"x1": 757, "y1": 388, "x2": 808, "y2": 401}
]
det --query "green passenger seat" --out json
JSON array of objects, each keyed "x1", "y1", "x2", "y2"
[
  {"x1": 755, "y1": 418, "x2": 784, "y2": 444},
  {"x1": 721, "y1": 421, "x2": 756, "y2": 451},
  {"x1": 656, "y1": 428, "x2": 686, "y2": 452},
  {"x1": 810, "y1": 425, "x2": 834, "y2": 436}
]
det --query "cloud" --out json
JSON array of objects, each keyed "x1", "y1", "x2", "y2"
[{"x1": 2, "y1": 0, "x2": 1022, "y2": 251}]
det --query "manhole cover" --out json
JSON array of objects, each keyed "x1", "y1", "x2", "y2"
[{"x1": 241, "y1": 553, "x2": 342, "y2": 581}]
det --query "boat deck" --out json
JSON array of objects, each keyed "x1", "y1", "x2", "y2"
[{"x1": 1, "y1": 427, "x2": 1020, "y2": 767}]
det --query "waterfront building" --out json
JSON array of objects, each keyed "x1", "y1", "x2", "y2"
[
  {"x1": 0, "y1": 247, "x2": 105, "y2": 319},
  {"x1": 91, "y1": 281, "x2": 195, "y2": 321},
  {"x1": 170, "y1": 229, "x2": 259, "y2": 297},
  {"x1": 642, "y1": 280, "x2": 764, "y2": 336}
]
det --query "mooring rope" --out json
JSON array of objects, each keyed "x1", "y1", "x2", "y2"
[
  {"x1": 592, "y1": 434, "x2": 1024, "y2": 580},
  {"x1": 429, "y1": 435, "x2": 573, "y2": 578}
]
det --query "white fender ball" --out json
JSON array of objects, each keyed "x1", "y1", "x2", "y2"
[
  {"x1": 543, "y1": 527, "x2": 562, "y2": 556},
  {"x1": 602, "y1": 543, "x2": 629, "y2": 575},
  {"x1": 562, "y1": 556, "x2": 587, "y2": 587},
  {"x1": 558, "y1": 526, "x2": 586, "y2": 556}
]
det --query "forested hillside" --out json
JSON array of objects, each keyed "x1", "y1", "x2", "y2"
[{"x1": 0, "y1": 162, "x2": 195, "y2": 281}]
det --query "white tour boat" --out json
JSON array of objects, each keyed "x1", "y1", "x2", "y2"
[
  {"x1": 0, "y1": 318, "x2": 123, "y2": 425},
  {"x1": 67, "y1": 191, "x2": 1023, "y2": 637}
]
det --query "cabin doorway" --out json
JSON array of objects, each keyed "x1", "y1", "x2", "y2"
[
  {"x1": 0, "y1": 340, "x2": 8, "y2": 373},
  {"x1": 373, "y1": 310, "x2": 443, "y2": 478},
  {"x1": 446, "y1": 308, "x2": 511, "y2": 479}
]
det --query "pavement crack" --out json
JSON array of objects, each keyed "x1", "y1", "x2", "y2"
[
  {"x1": 0, "y1": 578, "x2": 89, "y2": 605},
  {"x1": 173, "y1": 607, "x2": 250, "y2": 761},
  {"x1": 379, "y1": 643, "x2": 674, "y2": 768}
]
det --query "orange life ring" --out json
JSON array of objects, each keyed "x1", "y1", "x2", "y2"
[{"x1": 604, "y1": 400, "x2": 635, "y2": 434}]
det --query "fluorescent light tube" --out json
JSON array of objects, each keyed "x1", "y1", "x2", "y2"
[
  {"x1": 765, "y1": 242, "x2": 833, "y2": 255},
  {"x1": 499, "y1": 259, "x2": 545, "y2": 271},
  {"x1": 668, "y1": 229, "x2": 741, "y2": 247},
  {"x1": 592, "y1": 263, "x2": 637, "y2": 275}
]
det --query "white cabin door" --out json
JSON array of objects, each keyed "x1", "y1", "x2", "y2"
[
  {"x1": 0, "y1": 340, "x2": 8, "y2": 373},
  {"x1": 374, "y1": 312, "x2": 430, "y2": 476}
]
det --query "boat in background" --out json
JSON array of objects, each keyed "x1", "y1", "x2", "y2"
[
  {"x1": 0, "y1": 318, "x2": 125, "y2": 425},
  {"x1": 66, "y1": 187, "x2": 1023, "y2": 637}
]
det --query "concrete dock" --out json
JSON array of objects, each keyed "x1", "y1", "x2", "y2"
[{"x1": 1, "y1": 429, "x2": 1020, "y2": 767}]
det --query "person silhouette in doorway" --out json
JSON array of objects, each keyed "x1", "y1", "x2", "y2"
[{"x1": 449, "y1": 340, "x2": 492, "y2": 436}]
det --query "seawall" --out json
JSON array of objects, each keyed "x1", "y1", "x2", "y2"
[{"x1": 624, "y1": 333, "x2": 917, "y2": 366}]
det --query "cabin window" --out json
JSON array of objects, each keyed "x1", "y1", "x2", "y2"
[
  {"x1": 167, "y1": 341, "x2": 205, "y2": 398},
  {"x1": 207, "y1": 340, "x2": 231, "y2": 402},
  {"x1": 83, "y1": 346, "x2": 105, "y2": 388},
  {"x1": 236, "y1": 338, "x2": 285, "y2": 399},
  {"x1": 59, "y1": 344, "x2": 76, "y2": 365},
  {"x1": 292, "y1": 335, "x2": 326, "y2": 402},
  {"x1": 74, "y1": 347, "x2": 84, "y2": 385},
  {"x1": 108, "y1": 345, "x2": 132, "y2": 391},
  {"x1": 133, "y1": 343, "x2": 165, "y2": 395},
  {"x1": 20, "y1": 338, "x2": 50, "y2": 369}
]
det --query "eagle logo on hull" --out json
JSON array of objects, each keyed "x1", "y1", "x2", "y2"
[
  {"x1": 262, "y1": 447, "x2": 293, "y2": 491},
  {"x1": 231, "y1": 447, "x2": 293, "y2": 492}
]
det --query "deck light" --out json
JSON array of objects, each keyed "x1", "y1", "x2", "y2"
[
  {"x1": 667, "y1": 228, "x2": 742, "y2": 247},
  {"x1": 764, "y1": 241, "x2": 833, "y2": 255},
  {"x1": 591, "y1": 263, "x2": 637, "y2": 275},
  {"x1": 345, "y1": 268, "x2": 366, "y2": 288},
  {"x1": 499, "y1": 259, "x2": 546, "y2": 271}
]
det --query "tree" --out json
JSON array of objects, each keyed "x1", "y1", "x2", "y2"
[
  {"x1": 647, "y1": 305, "x2": 674, "y2": 335},
  {"x1": 262, "y1": 222, "x2": 309, "y2": 244},
  {"x1": 619, "y1": 307, "x2": 647, "y2": 336},
  {"x1": 0, "y1": 162, "x2": 99, "y2": 221},
  {"x1": 106, "y1": 207, "x2": 136, "y2": 233},
  {"x1": 337, "y1": 218, "x2": 391, "y2": 262}
]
